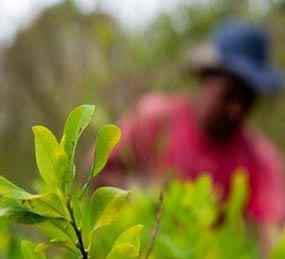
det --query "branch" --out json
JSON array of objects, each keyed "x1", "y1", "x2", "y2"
[
  {"x1": 67, "y1": 200, "x2": 88, "y2": 259},
  {"x1": 144, "y1": 189, "x2": 164, "y2": 259}
]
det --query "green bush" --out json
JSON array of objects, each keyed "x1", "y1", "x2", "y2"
[{"x1": 118, "y1": 173, "x2": 285, "y2": 259}]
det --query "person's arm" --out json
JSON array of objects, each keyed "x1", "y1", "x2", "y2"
[
  {"x1": 258, "y1": 223, "x2": 281, "y2": 259},
  {"x1": 93, "y1": 94, "x2": 175, "y2": 187},
  {"x1": 247, "y1": 134, "x2": 285, "y2": 257}
]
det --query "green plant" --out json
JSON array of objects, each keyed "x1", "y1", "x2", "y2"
[
  {"x1": 0, "y1": 105, "x2": 143, "y2": 259},
  {"x1": 117, "y1": 173, "x2": 261, "y2": 259}
]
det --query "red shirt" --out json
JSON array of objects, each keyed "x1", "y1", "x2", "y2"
[{"x1": 111, "y1": 93, "x2": 285, "y2": 224}]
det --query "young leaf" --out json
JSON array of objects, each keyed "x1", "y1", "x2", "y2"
[
  {"x1": 225, "y1": 169, "x2": 248, "y2": 223},
  {"x1": 106, "y1": 225, "x2": 143, "y2": 259},
  {"x1": 106, "y1": 243, "x2": 138, "y2": 259},
  {"x1": 71, "y1": 195, "x2": 82, "y2": 228},
  {"x1": 89, "y1": 187, "x2": 129, "y2": 231},
  {"x1": 21, "y1": 240, "x2": 47, "y2": 259},
  {"x1": 0, "y1": 199, "x2": 47, "y2": 224},
  {"x1": 32, "y1": 126, "x2": 68, "y2": 188},
  {"x1": 48, "y1": 240, "x2": 80, "y2": 257},
  {"x1": 88, "y1": 224, "x2": 119, "y2": 259},
  {"x1": 23, "y1": 193, "x2": 69, "y2": 219},
  {"x1": 31, "y1": 240, "x2": 79, "y2": 257},
  {"x1": 37, "y1": 217, "x2": 77, "y2": 245},
  {"x1": 61, "y1": 104, "x2": 95, "y2": 164},
  {"x1": 270, "y1": 231, "x2": 285, "y2": 259},
  {"x1": 0, "y1": 177, "x2": 68, "y2": 220},
  {"x1": 113, "y1": 224, "x2": 143, "y2": 247},
  {"x1": 92, "y1": 124, "x2": 121, "y2": 177},
  {"x1": 0, "y1": 176, "x2": 32, "y2": 200},
  {"x1": 87, "y1": 187, "x2": 130, "y2": 258}
]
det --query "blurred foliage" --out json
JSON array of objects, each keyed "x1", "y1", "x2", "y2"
[
  {"x1": 3, "y1": 171, "x2": 285, "y2": 258},
  {"x1": 116, "y1": 173, "x2": 260, "y2": 259},
  {"x1": 1, "y1": 0, "x2": 285, "y2": 184}
]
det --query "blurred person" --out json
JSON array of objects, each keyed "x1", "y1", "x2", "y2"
[{"x1": 95, "y1": 21, "x2": 285, "y2": 255}]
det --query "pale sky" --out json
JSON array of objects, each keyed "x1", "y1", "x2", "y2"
[
  {"x1": 0, "y1": 0, "x2": 270, "y2": 43},
  {"x1": 0, "y1": 0, "x2": 187, "y2": 43}
]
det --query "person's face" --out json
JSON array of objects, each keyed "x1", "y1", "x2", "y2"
[{"x1": 197, "y1": 72, "x2": 257, "y2": 141}]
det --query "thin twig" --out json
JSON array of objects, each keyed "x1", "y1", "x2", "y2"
[
  {"x1": 67, "y1": 199, "x2": 88, "y2": 259},
  {"x1": 144, "y1": 189, "x2": 164, "y2": 259}
]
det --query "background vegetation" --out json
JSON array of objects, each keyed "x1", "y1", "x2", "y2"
[{"x1": 1, "y1": 0, "x2": 285, "y2": 187}]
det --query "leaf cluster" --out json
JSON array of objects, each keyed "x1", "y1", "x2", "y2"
[{"x1": 0, "y1": 105, "x2": 142, "y2": 259}]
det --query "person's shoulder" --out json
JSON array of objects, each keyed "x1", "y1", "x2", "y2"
[
  {"x1": 118, "y1": 92, "x2": 192, "y2": 137},
  {"x1": 135, "y1": 92, "x2": 191, "y2": 118},
  {"x1": 245, "y1": 129, "x2": 285, "y2": 224}
]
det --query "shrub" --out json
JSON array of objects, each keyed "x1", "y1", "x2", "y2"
[{"x1": 0, "y1": 105, "x2": 143, "y2": 259}]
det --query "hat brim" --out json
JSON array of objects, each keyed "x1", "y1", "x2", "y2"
[{"x1": 190, "y1": 44, "x2": 284, "y2": 94}]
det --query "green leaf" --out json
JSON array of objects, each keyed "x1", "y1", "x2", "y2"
[
  {"x1": 112, "y1": 224, "x2": 143, "y2": 247},
  {"x1": 92, "y1": 124, "x2": 121, "y2": 177},
  {"x1": 0, "y1": 176, "x2": 32, "y2": 200},
  {"x1": 106, "y1": 225, "x2": 143, "y2": 259},
  {"x1": 71, "y1": 195, "x2": 82, "y2": 228},
  {"x1": 32, "y1": 126, "x2": 68, "y2": 189},
  {"x1": 23, "y1": 193, "x2": 69, "y2": 219},
  {"x1": 0, "y1": 199, "x2": 47, "y2": 224},
  {"x1": 26, "y1": 240, "x2": 79, "y2": 257},
  {"x1": 0, "y1": 177, "x2": 68, "y2": 220},
  {"x1": 86, "y1": 187, "x2": 129, "y2": 256},
  {"x1": 37, "y1": 217, "x2": 77, "y2": 245},
  {"x1": 106, "y1": 244, "x2": 138, "y2": 259},
  {"x1": 225, "y1": 170, "x2": 248, "y2": 223},
  {"x1": 270, "y1": 231, "x2": 285, "y2": 259},
  {"x1": 61, "y1": 104, "x2": 95, "y2": 164},
  {"x1": 48, "y1": 240, "x2": 80, "y2": 256},
  {"x1": 21, "y1": 240, "x2": 47, "y2": 259},
  {"x1": 88, "y1": 224, "x2": 119, "y2": 259},
  {"x1": 89, "y1": 187, "x2": 129, "y2": 231},
  {"x1": 60, "y1": 105, "x2": 95, "y2": 193}
]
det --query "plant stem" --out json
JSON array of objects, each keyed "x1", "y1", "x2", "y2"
[
  {"x1": 67, "y1": 199, "x2": 88, "y2": 259},
  {"x1": 144, "y1": 189, "x2": 164, "y2": 259}
]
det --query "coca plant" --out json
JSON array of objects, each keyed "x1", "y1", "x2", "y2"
[{"x1": 0, "y1": 105, "x2": 143, "y2": 259}]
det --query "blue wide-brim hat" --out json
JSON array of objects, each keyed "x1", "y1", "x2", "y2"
[{"x1": 190, "y1": 21, "x2": 284, "y2": 94}]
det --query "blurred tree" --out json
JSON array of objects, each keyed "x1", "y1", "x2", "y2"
[
  {"x1": 0, "y1": 1, "x2": 127, "y2": 184},
  {"x1": 0, "y1": 0, "x2": 285, "y2": 185}
]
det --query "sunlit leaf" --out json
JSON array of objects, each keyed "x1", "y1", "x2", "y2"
[
  {"x1": 61, "y1": 104, "x2": 95, "y2": 164},
  {"x1": 225, "y1": 169, "x2": 249, "y2": 223},
  {"x1": 21, "y1": 240, "x2": 47, "y2": 259},
  {"x1": 90, "y1": 187, "x2": 129, "y2": 231},
  {"x1": 106, "y1": 225, "x2": 143, "y2": 259},
  {"x1": 270, "y1": 230, "x2": 285, "y2": 259},
  {"x1": 0, "y1": 199, "x2": 47, "y2": 225},
  {"x1": 71, "y1": 195, "x2": 82, "y2": 228},
  {"x1": 88, "y1": 224, "x2": 119, "y2": 259},
  {"x1": 106, "y1": 243, "x2": 138, "y2": 259},
  {"x1": 92, "y1": 124, "x2": 121, "y2": 177},
  {"x1": 37, "y1": 217, "x2": 77, "y2": 245},
  {"x1": 86, "y1": 187, "x2": 129, "y2": 257},
  {"x1": 0, "y1": 176, "x2": 31, "y2": 200},
  {"x1": 32, "y1": 126, "x2": 68, "y2": 189},
  {"x1": 23, "y1": 193, "x2": 69, "y2": 219}
]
